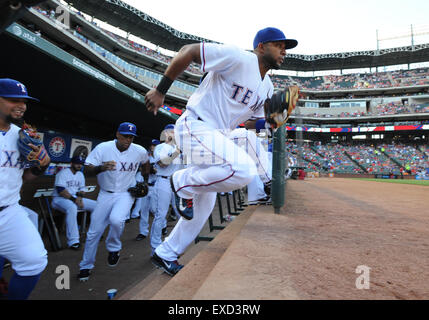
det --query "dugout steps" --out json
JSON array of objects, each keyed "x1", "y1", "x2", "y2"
[
  {"x1": 118, "y1": 205, "x2": 257, "y2": 300},
  {"x1": 191, "y1": 207, "x2": 299, "y2": 300}
]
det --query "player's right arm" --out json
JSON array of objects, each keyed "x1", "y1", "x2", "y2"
[
  {"x1": 83, "y1": 144, "x2": 116, "y2": 176},
  {"x1": 84, "y1": 161, "x2": 116, "y2": 176},
  {"x1": 145, "y1": 43, "x2": 201, "y2": 115}
]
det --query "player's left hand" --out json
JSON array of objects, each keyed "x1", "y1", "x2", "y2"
[
  {"x1": 264, "y1": 86, "x2": 301, "y2": 129},
  {"x1": 145, "y1": 88, "x2": 165, "y2": 115},
  {"x1": 27, "y1": 143, "x2": 50, "y2": 167}
]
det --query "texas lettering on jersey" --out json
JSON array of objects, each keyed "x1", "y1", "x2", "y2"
[
  {"x1": 118, "y1": 161, "x2": 139, "y2": 172},
  {"x1": 66, "y1": 180, "x2": 81, "y2": 188},
  {"x1": 231, "y1": 83, "x2": 265, "y2": 113},
  {"x1": 1, "y1": 150, "x2": 26, "y2": 169}
]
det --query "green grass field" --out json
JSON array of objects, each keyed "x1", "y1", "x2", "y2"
[{"x1": 353, "y1": 178, "x2": 429, "y2": 186}]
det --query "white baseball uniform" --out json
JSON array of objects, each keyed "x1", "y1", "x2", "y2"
[
  {"x1": 79, "y1": 140, "x2": 148, "y2": 271},
  {"x1": 21, "y1": 205, "x2": 39, "y2": 229},
  {"x1": 150, "y1": 142, "x2": 182, "y2": 251},
  {"x1": 247, "y1": 136, "x2": 272, "y2": 202},
  {"x1": 130, "y1": 155, "x2": 156, "y2": 220},
  {"x1": 51, "y1": 167, "x2": 97, "y2": 246},
  {"x1": 133, "y1": 167, "x2": 153, "y2": 234},
  {"x1": 0, "y1": 124, "x2": 47, "y2": 276},
  {"x1": 155, "y1": 43, "x2": 273, "y2": 262}
]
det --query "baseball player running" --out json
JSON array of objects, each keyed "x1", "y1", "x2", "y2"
[
  {"x1": 78, "y1": 122, "x2": 149, "y2": 281},
  {"x1": 145, "y1": 28, "x2": 298, "y2": 275},
  {"x1": 51, "y1": 156, "x2": 97, "y2": 250},
  {"x1": 135, "y1": 139, "x2": 159, "y2": 240},
  {"x1": 149, "y1": 124, "x2": 182, "y2": 255},
  {"x1": 0, "y1": 78, "x2": 50, "y2": 299}
]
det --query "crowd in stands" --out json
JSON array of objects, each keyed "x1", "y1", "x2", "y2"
[
  {"x1": 286, "y1": 141, "x2": 429, "y2": 176},
  {"x1": 301, "y1": 111, "x2": 367, "y2": 118},
  {"x1": 273, "y1": 68, "x2": 429, "y2": 91},
  {"x1": 313, "y1": 143, "x2": 363, "y2": 174},
  {"x1": 379, "y1": 143, "x2": 429, "y2": 174},
  {"x1": 373, "y1": 101, "x2": 411, "y2": 115},
  {"x1": 297, "y1": 101, "x2": 429, "y2": 118}
]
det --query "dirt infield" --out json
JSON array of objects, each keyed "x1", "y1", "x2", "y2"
[{"x1": 282, "y1": 178, "x2": 429, "y2": 299}]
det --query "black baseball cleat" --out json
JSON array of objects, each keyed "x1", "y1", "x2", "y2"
[
  {"x1": 135, "y1": 234, "x2": 146, "y2": 241},
  {"x1": 107, "y1": 251, "x2": 120, "y2": 267},
  {"x1": 168, "y1": 211, "x2": 177, "y2": 221},
  {"x1": 151, "y1": 252, "x2": 183, "y2": 277},
  {"x1": 162, "y1": 227, "x2": 168, "y2": 236},
  {"x1": 78, "y1": 269, "x2": 91, "y2": 282},
  {"x1": 69, "y1": 243, "x2": 81, "y2": 250},
  {"x1": 170, "y1": 175, "x2": 193, "y2": 220},
  {"x1": 263, "y1": 180, "x2": 272, "y2": 198}
]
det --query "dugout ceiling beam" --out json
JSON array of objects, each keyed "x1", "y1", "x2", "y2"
[
  {"x1": 64, "y1": 0, "x2": 219, "y2": 52},
  {"x1": 283, "y1": 44, "x2": 429, "y2": 72}
]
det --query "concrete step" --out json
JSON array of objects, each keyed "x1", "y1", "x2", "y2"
[
  {"x1": 117, "y1": 205, "x2": 257, "y2": 300},
  {"x1": 150, "y1": 206, "x2": 257, "y2": 300},
  {"x1": 192, "y1": 206, "x2": 300, "y2": 300},
  {"x1": 117, "y1": 240, "x2": 209, "y2": 300}
]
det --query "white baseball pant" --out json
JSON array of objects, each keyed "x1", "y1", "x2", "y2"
[
  {"x1": 79, "y1": 190, "x2": 134, "y2": 270},
  {"x1": 0, "y1": 204, "x2": 47, "y2": 276},
  {"x1": 21, "y1": 206, "x2": 39, "y2": 229},
  {"x1": 51, "y1": 197, "x2": 97, "y2": 246},
  {"x1": 155, "y1": 112, "x2": 271, "y2": 261},
  {"x1": 137, "y1": 186, "x2": 153, "y2": 236},
  {"x1": 151, "y1": 176, "x2": 175, "y2": 250},
  {"x1": 247, "y1": 175, "x2": 267, "y2": 202}
]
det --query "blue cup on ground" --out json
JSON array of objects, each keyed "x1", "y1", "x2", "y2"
[{"x1": 107, "y1": 288, "x2": 117, "y2": 300}]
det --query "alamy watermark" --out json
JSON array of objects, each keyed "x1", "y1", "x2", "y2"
[
  {"x1": 355, "y1": 265, "x2": 371, "y2": 290},
  {"x1": 55, "y1": 265, "x2": 70, "y2": 290}
]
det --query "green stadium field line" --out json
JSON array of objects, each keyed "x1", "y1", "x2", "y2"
[{"x1": 351, "y1": 178, "x2": 429, "y2": 186}]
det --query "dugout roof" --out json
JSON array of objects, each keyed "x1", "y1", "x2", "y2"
[
  {"x1": 64, "y1": 0, "x2": 219, "y2": 52},
  {"x1": 64, "y1": 0, "x2": 429, "y2": 72}
]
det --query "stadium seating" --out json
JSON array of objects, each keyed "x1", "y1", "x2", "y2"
[
  {"x1": 285, "y1": 142, "x2": 429, "y2": 175},
  {"x1": 379, "y1": 143, "x2": 429, "y2": 174},
  {"x1": 312, "y1": 143, "x2": 363, "y2": 173},
  {"x1": 271, "y1": 68, "x2": 429, "y2": 91}
]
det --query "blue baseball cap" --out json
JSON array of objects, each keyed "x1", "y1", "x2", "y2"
[
  {"x1": 164, "y1": 124, "x2": 175, "y2": 130},
  {"x1": 0, "y1": 78, "x2": 39, "y2": 101},
  {"x1": 151, "y1": 139, "x2": 160, "y2": 145},
  {"x1": 118, "y1": 122, "x2": 137, "y2": 136},
  {"x1": 71, "y1": 156, "x2": 85, "y2": 164},
  {"x1": 253, "y1": 27, "x2": 298, "y2": 50}
]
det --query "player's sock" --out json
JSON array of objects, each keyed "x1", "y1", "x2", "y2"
[
  {"x1": 0, "y1": 256, "x2": 5, "y2": 278},
  {"x1": 7, "y1": 272, "x2": 41, "y2": 300}
]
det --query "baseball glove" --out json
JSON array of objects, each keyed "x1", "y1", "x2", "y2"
[
  {"x1": 264, "y1": 86, "x2": 300, "y2": 129},
  {"x1": 128, "y1": 181, "x2": 149, "y2": 198},
  {"x1": 17, "y1": 123, "x2": 49, "y2": 167}
]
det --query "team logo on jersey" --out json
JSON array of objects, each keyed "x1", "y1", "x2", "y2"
[{"x1": 49, "y1": 137, "x2": 66, "y2": 157}]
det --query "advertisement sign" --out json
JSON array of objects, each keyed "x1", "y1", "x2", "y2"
[{"x1": 70, "y1": 138, "x2": 92, "y2": 159}]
